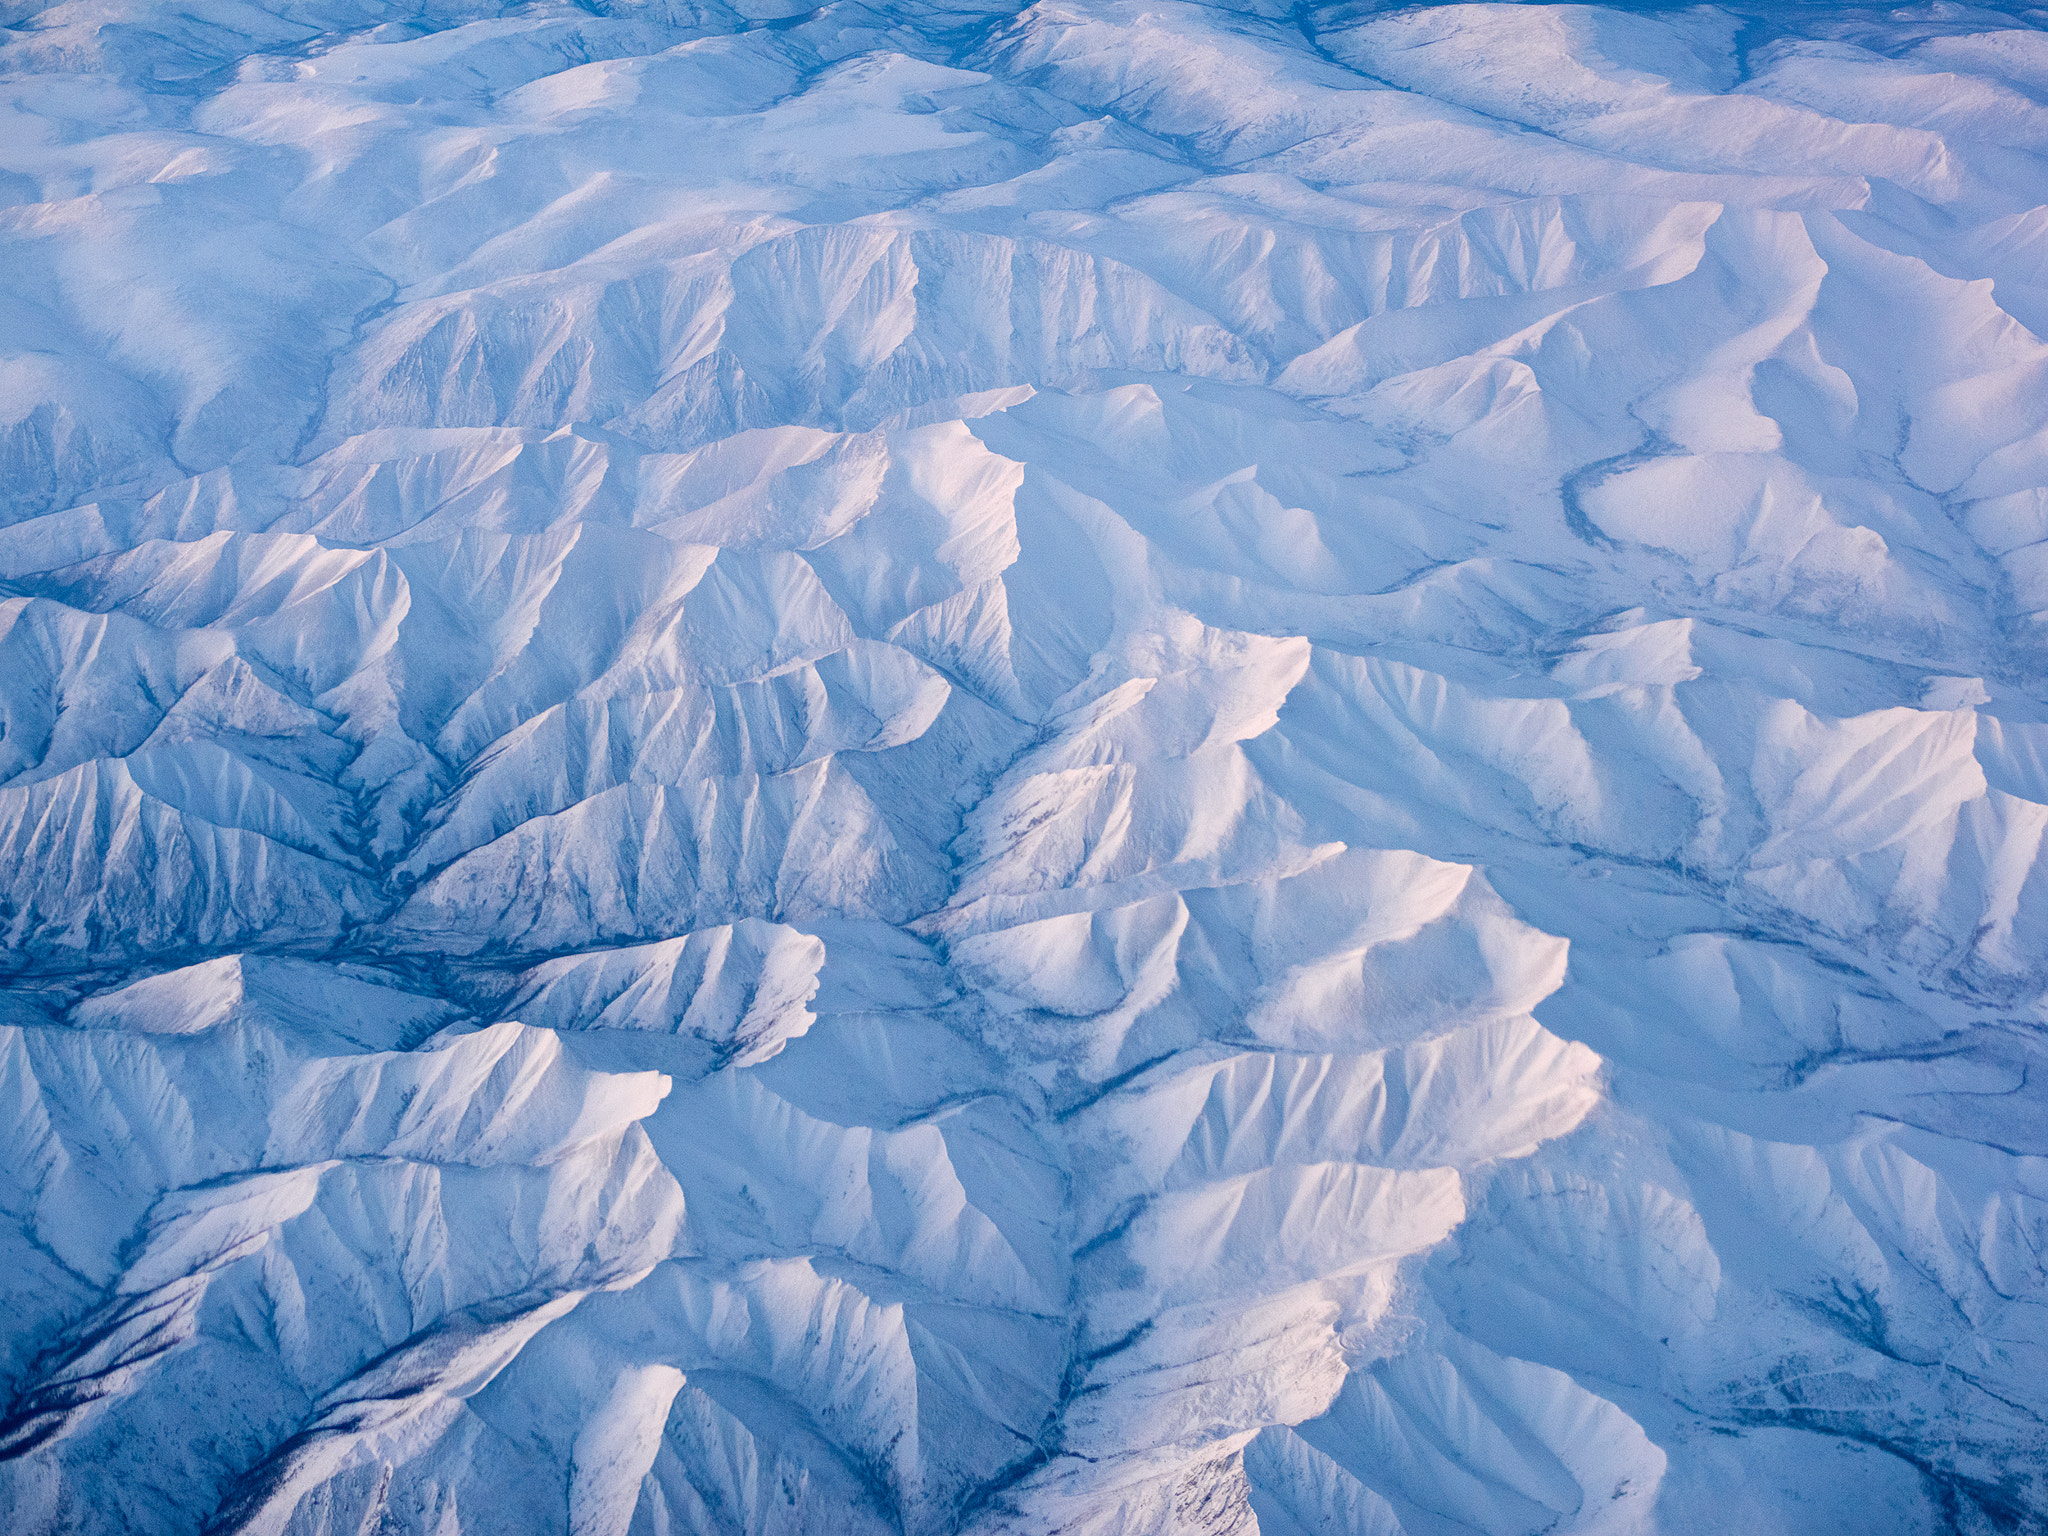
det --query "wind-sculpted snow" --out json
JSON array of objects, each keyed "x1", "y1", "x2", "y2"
[{"x1": 4, "y1": 0, "x2": 2048, "y2": 1530}]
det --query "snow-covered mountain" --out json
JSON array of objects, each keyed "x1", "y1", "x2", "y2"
[{"x1": 4, "y1": 0, "x2": 2047, "y2": 1529}]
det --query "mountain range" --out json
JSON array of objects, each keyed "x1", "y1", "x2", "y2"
[{"x1": 3, "y1": 0, "x2": 2047, "y2": 1530}]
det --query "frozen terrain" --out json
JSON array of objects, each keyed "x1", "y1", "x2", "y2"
[{"x1": 3, "y1": 0, "x2": 2048, "y2": 1529}]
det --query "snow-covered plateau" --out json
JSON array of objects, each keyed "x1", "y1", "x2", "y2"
[{"x1": 4, "y1": 0, "x2": 2048, "y2": 1529}]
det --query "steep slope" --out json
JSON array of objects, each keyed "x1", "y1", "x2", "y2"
[{"x1": 2, "y1": 0, "x2": 2047, "y2": 1531}]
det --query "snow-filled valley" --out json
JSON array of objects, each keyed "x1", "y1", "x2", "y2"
[{"x1": 4, "y1": 0, "x2": 2048, "y2": 1529}]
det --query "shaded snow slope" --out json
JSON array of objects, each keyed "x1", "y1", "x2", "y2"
[{"x1": 3, "y1": 0, "x2": 2048, "y2": 1530}]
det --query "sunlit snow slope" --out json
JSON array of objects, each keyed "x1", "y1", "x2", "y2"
[{"x1": 4, "y1": 0, "x2": 2048, "y2": 1530}]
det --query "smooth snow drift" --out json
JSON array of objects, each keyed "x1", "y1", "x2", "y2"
[{"x1": 3, "y1": 0, "x2": 2047, "y2": 1530}]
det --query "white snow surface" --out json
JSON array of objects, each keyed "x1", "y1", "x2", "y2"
[{"x1": 2, "y1": 0, "x2": 2047, "y2": 1529}]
